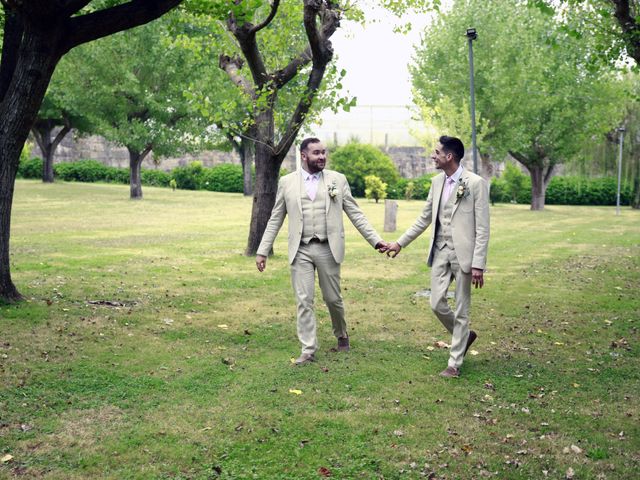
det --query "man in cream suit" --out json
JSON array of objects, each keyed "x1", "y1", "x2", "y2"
[
  {"x1": 384, "y1": 136, "x2": 490, "y2": 378},
  {"x1": 256, "y1": 138, "x2": 385, "y2": 365}
]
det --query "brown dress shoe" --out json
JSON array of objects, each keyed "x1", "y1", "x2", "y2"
[
  {"x1": 294, "y1": 353, "x2": 315, "y2": 365},
  {"x1": 464, "y1": 330, "x2": 478, "y2": 356},
  {"x1": 337, "y1": 336, "x2": 350, "y2": 352},
  {"x1": 440, "y1": 366, "x2": 460, "y2": 378}
]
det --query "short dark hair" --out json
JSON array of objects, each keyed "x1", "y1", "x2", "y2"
[
  {"x1": 300, "y1": 137, "x2": 321, "y2": 153},
  {"x1": 439, "y1": 135, "x2": 464, "y2": 163}
]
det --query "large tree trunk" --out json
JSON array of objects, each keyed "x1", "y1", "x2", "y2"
[
  {"x1": 240, "y1": 136, "x2": 255, "y2": 196},
  {"x1": 0, "y1": 29, "x2": 60, "y2": 302},
  {"x1": 127, "y1": 145, "x2": 151, "y2": 200},
  {"x1": 32, "y1": 120, "x2": 71, "y2": 183}
]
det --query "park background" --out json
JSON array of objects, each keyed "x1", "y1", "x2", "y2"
[{"x1": 2, "y1": 0, "x2": 640, "y2": 479}]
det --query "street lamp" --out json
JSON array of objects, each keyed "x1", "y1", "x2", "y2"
[
  {"x1": 616, "y1": 126, "x2": 626, "y2": 216},
  {"x1": 466, "y1": 28, "x2": 478, "y2": 174}
]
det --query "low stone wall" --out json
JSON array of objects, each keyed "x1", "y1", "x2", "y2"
[{"x1": 32, "y1": 131, "x2": 485, "y2": 179}]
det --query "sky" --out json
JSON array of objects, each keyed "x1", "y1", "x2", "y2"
[{"x1": 310, "y1": 4, "x2": 440, "y2": 146}]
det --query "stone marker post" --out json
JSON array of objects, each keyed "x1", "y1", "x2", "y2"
[{"x1": 384, "y1": 199, "x2": 398, "y2": 232}]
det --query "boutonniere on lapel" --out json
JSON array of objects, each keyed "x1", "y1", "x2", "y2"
[
  {"x1": 456, "y1": 180, "x2": 470, "y2": 202},
  {"x1": 327, "y1": 180, "x2": 338, "y2": 201}
]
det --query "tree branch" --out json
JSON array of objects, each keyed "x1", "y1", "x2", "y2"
[
  {"x1": 251, "y1": 0, "x2": 280, "y2": 34},
  {"x1": 61, "y1": 0, "x2": 184, "y2": 54},
  {"x1": 610, "y1": 0, "x2": 640, "y2": 63},
  {"x1": 219, "y1": 54, "x2": 255, "y2": 97},
  {"x1": 0, "y1": 9, "x2": 23, "y2": 104},
  {"x1": 272, "y1": 47, "x2": 312, "y2": 89}
]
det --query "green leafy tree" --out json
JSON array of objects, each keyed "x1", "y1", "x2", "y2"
[
  {"x1": 53, "y1": 13, "x2": 217, "y2": 199},
  {"x1": 411, "y1": 0, "x2": 626, "y2": 210},
  {"x1": 364, "y1": 175, "x2": 387, "y2": 203},
  {"x1": 502, "y1": 162, "x2": 527, "y2": 203},
  {"x1": 329, "y1": 143, "x2": 400, "y2": 197},
  {"x1": 0, "y1": 0, "x2": 184, "y2": 302}
]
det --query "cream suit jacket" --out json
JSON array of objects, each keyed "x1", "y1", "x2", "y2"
[
  {"x1": 397, "y1": 170, "x2": 490, "y2": 273},
  {"x1": 257, "y1": 169, "x2": 382, "y2": 264}
]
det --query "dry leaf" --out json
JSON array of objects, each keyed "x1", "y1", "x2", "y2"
[
  {"x1": 217, "y1": 324, "x2": 228, "y2": 329},
  {"x1": 570, "y1": 445, "x2": 583, "y2": 454},
  {"x1": 162, "y1": 318, "x2": 174, "y2": 325},
  {"x1": 289, "y1": 389, "x2": 303, "y2": 395},
  {"x1": 554, "y1": 342, "x2": 564, "y2": 346},
  {"x1": 434, "y1": 341, "x2": 450, "y2": 349},
  {"x1": 469, "y1": 350, "x2": 479, "y2": 356},
  {"x1": 0, "y1": 454, "x2": 13, "y2": 464},
  {"x1": 393, "y1": 430, "x2": 404, "y2": 437},
  {"x1": 565, "y1": 467, "x2": 575, "y2": 479},
  {"x1": 318, "y1": 466, "x2": 332, "y2": 477},
  {"x1": 426, "y1": 346, "x2": 435, "y2": 351}
]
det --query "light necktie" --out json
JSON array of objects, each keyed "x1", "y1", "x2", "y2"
[
  {"x1": 442, "y1": 177, "x2": 456, "y2": 203},
  {"x1": 306, "y1": 174, "x2": 319, "y2": 200}
]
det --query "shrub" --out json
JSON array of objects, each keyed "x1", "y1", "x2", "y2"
[
  {"x1": 503, "y1": 163, "x2": 527, "y2": 202},
  {"x1": 18, "y1": 157, "x2": 44, "y2": 179},
  {"x1": 171, "y1": 161, "x2": 204, "y2": 190},
  {"x1": 364, "y1": 175, "x2": 387, "y2": 203},
  {"x1": 411, "y1": 174, "x2": 434, "y2": 200},
  {"x1": 104, "y1": 166, "x2": 129, "y2": 185},
  {"x1": 54, "y1": 160, "x2": 112, "y2": 182},
  {"x1": 329, "y1": 143, "x2": 400, "y2": 197},
  {"x1": 141, "y1": 169, "x2": 172, "y2": 187},
  {"x1": 200, "y1": 164, "x2": 243, "y2": 193},
  {"x1": 489, "y1": 178, "x2": 510, "y2": 204}
]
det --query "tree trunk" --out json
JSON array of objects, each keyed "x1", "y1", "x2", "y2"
[
  {"x1": 240, "y1": 136, "x2": 255, "y2": 196},
  {"x1": 128, "y1": 146, "x2": 151, "y2": 200},
  {"x1": 529, "y1": 165, "x2": 546, "y2": 210},
  {"x1": 32, "y1": 121, "x2": 71, "y2": 183},
  {"x1": 246, "y1": 137, "x2": 280, "y2": 256},
  {"x1": 0, "y1": 30, "x2": 60, "y2": 302}
]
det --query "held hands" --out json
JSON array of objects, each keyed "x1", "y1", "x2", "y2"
[
  {"x1": 256, "y1": 255, "x2": 267, "y2": 272},
  {"x1": 376, "y1": 241, "x2": 402, "y2": 258}
]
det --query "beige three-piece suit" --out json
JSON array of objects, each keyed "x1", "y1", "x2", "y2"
[
  {"x1": 398, "y1": 168, "x2": 490, "y2": 368},
  {"x1": 257, "y1": 169, "x2": 382, "y2": 354}
]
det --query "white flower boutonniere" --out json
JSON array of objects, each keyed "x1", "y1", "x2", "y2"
[
  {"x1": 328, "y1": 181, "x2": 338, "y2": 200},
  {"x1": 456, "y1": 180, "x2": 470, "y2": 202}
]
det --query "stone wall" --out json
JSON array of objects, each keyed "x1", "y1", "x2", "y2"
[{"x1": 33, "y1": 130, "x2": 491, "y2": 179}]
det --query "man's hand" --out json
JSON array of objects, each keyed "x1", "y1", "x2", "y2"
[
  {"x1": 385, "y1": 241, "x2": 402, "y2": 258},
  {"x1": 375, "y1": 241, "x2": 389, "y2": 253},
  {"x1": 256, "y1": 255, "x2": 267, "y2": 272},
  {"x1": 471, "y1": 268, "x2": 484, "y2": 288}
]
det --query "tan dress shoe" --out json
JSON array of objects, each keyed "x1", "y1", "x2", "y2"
[
  {"x1": 294, "y1": 353, "x2": 315, "y2": 365},
  {"x1": 440, "y1": 366, "x2": 460, "y2": 378}
]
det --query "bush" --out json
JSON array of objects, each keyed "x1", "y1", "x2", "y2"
[
  {"x1": 141, "y1": 169, "x2": 172, "y2": 187},
  {"x1": 200, "y1": 164, "x2": 243, "y2": 193},
  {"x1": 364, "y1": 175, "x2": 387, "y2": 203},
  {"x1": 18, "y1": 157, "x2": 43, "y2": 179},
  {"x1": 329, "y1": 143, "x2": 400, "y2": 197},
  {"x1": 171, "y1": 161, "x2": 204, "y2": 190},
  {"x1": 104, "y1": 166, "x2": 129, "y2": 185},
  {"x1": 54, "y1": 160, "x2": 112, "y2": 183},
  {"x1": 410, "y1": 174, "x2": 434, "y2": 200},
  {"x1": 489, "y1": 178, "x2": 510, "y2": 204}
]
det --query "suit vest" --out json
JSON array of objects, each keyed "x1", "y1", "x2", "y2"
[
  {"x1": 301, "y1": 174, "x2": 328, "y2": 243},
  {"x1": 435, "y1": 186, "x2": 456, "y2": 250}
]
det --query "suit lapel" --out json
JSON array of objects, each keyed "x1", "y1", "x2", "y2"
[
  {"x1": 451, "y1": 171, "x2": 469, "y2": 217},
  {"x1": 295, "y1": 170, "x2": 303, "y2": 214},
  {"x1": 433, "y1": 173, "x2": 445, "y2": 216},
  {"x1": 323, "y1": 171, "x2": 331, "y2": 214}
]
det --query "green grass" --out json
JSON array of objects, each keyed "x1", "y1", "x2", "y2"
[{"x1": 1, "y1": 179, "x2": 639, "y2": 479}]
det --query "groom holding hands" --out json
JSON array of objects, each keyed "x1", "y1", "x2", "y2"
[
  {"x1": 256, "y1": 137, "x2": 385, "y2": 365},
  {"x1": 383, "y1": 136, "x2": 490, "y2": 378}
]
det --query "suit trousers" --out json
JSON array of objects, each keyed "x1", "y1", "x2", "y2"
[
  {"x1": 290, "y1": 241, "x2": 346, "y2": 354},
  {"x1": 430, "y1": 244, "x2": 472, "y2": 368}
]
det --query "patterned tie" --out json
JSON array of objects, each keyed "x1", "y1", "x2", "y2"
[{"x1": 442, "y1": 177, "x2": 456, "y2": 203}]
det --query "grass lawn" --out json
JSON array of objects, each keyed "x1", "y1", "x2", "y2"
[{"x1": 1, "y1": 180, "x2": 639, "y2": 479}]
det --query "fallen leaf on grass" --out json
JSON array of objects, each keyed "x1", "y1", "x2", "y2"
[
  {"x1": 289, "y1": 389, "x2": 303, "y2": 395},
  {"x1": 393, "y1": 430, "x2": 404, "y2": 437},
  {"x1": 570, "y1": 445, "x2": 583, "y2": 454},
  {"x1": 217, "y1": 324, "x2": 228, "y2": 329},
  {"x1": 565, "y1": 467, "x2": 575, "y2": 479},
  {"x1": 426, "y1": 346, "x2": 435, "y2": 351},
  {"x1": 572, "y1": 383, "x2": 580, "y2": 388},
  {"x1": 469, "y1": 350, "x2": 479, "y2": 356},
  {"x1": 1, "y1": 454, "x2": 13, "y2": 463},
  {"x1": 318, "y1": 466, "x2": 332, "y2": 477},
  {"x1": 162, "y1": 318, "x2": 174, "y2": 325},
  {"x1": 434, "y1": 341, "x2": 450, "y2": 349},
  {"x1": 554, "y1": 342, "x2": 564, "y2": 346}
]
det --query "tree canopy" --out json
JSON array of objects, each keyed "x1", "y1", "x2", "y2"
[{"x1": 411, "y1": 0, "x2": 627, "y2": 209}]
